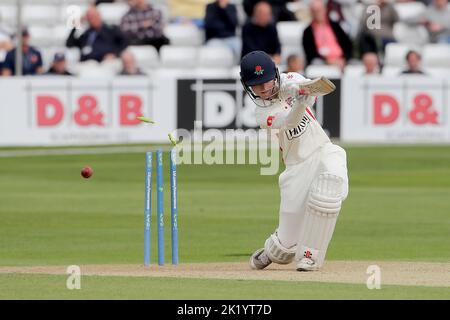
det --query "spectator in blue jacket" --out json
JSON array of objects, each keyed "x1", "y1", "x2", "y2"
[
  {"x1": 204, "y1": 0, "x2": 241, "y2": 60},
  {"x1": 66, "y1": 6, "x2": 128, "y2": 62},
  {"x1": 2, "y1": 27, "x2": 43, "y2": 76}
]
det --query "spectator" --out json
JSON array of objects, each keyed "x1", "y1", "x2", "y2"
[
  {"x1": 357, "y1": 0, "x2": 398, "y2": 56},
  {"x1": 120, "y1": 51, "x2": 145, "y2": 75},
  {"x1": 362, "y1": 52, "x2": 380, "y2": 74},
  {"x1": 302, "y1": 0, "x2": 352, "y2": 71},
  {"x1": 66, "y1": 6, "x2": 128, "y2": 62},
  {"x1": 120, "y1": 0, "x2": 169, "y2": 52},
  {"x1": 401, "y1": 50, "x2": 426, "y2": 74},
  {"x1": 241, "y1": 1, "x2": 281, "y2": 64},
  {"x1": 204, "y1": 0, "x2": 241, "y2": 60},
  {"x1": 284, "y1": 54, "x2": 304, "y2": 73},
  {"x1": 1, "y1": 28, "x2": 43, "y2": 76},
  {"x1": 243, "y1": 0, "x2": 297, "y2": 22},
  {"x1": 46, "y1": 52, "x2": 73, "y2": 76},
  {"x1": 410, "y1": 0, "x2": 450, "y2": 43}
]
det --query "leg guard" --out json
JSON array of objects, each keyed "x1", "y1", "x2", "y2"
[
  {"x1": 264, "y1": 232, "x2": 297, "y2": 264},
  {"x1": 296, "y1": 173, "x2": 343, "y2": 269}
]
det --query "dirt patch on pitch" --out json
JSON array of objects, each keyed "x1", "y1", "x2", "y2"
[{"x1": 0, "y1": 261, "x2": 449, "y2": 287}]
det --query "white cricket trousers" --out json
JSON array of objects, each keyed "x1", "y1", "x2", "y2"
[{"x1": 277, "y1": 142, "x2": 349, "y2": 248}]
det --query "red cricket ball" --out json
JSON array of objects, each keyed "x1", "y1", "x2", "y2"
[{"x1": 81, "y1": 166, "x2": 93, "y2": 179}]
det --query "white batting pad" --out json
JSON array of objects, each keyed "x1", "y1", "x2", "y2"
[{"x1": 296, "y1": 173, "x2": 343, "y2": 267}]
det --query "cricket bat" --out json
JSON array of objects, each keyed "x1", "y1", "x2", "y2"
[{"x1": 298, "y1": 76, "x2": 336, "y2": 96}]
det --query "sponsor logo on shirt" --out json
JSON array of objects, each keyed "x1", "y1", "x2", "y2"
[{"x1": 285, "y1": 114, "x2": 311, "y2": 140}]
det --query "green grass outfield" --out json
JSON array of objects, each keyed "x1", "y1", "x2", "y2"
[
  {"x1": 1, "y1": 274, "x2": 449, "y2": 300},
  {"x1": 0, "y1": 145, "x2": 449, "y2": 299}
]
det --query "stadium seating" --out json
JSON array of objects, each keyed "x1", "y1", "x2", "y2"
[
  {"x1": 62, "y1": 0, "x2": 89, "y2": 3},
  {"x1": 280, "y1": 45, "x2": 304, "y2": 67},
  {"x1": 286, "y1": 0, "x2": 306, "y2": 14},
  {"x1": 29, "y1": 25, "x2": 70, "y2": 47},
  {"x1": 423, "y1": 44, "x2": 450, "y2": 68},
  {"x1": 382, "y1": 66, "x2": 403, "y2": 76},
  {"x1": 1, "y1": 0, "x2": 450, "y2": 80},
  {"x1": 194, "y1": 68, "x2": 233, "y2": 78},
  {"x1": 384, "y1": 43, "x2": 420, "y2": 67},
  {"x1": 101, "y1": 58, "x2": 122, "y2": 74},
  {"x1": 197, "y1": 47, "x2": 234, "y2": 68},
  {"x1": 393, "y1": 22, "x2": 429, "y2": 45},
  {"x1": 22, "y1": 0, "x2": 66, "y2": 3},
  {"x1": 40, "y1": 47, "x2": 57, "y2": 71},
  {"x1": 29, "y1": 26, "x2": 54, "y2": 47},
  {"x1": 22, "y1": 5, "x2": 60, "y2": 25},
  {"x1": 160, "y1": 46, "x2": 198, "y2": 68},
  {"x1": 97, "y1": 2, "x2": 129, "y2": 26},
  {"x1": 163, "y1": 24, "x2": 204, "y2": 47},
  {"x1": 343, "y1": 65, "x2": 365, "y2": 77},
  {"x1": 0, "y1": 5, "x2": 17, "y2": 27},
  {"x1": 277, "y1": 21, "x2": 307, "y2": 48},
  {"x1": 394, "y1": 2, "x2": 426, "y2": 21},
  {"x1": 65, "y1": 48, "x2": 81, "y2": 73},
  {"x1": 229, "y1": 65, "x2": 241, "y2": 78},
  {"x1": 77, "y1": 60, "x2": 117, "y2": 78},
  {"x1": 1, "y1": 2, "x2": 90, "y2": 27},
  {"x1": 53, "y1": 25, "x2": 71, "y2": 46},
  {"x1": 127, "y1": 45, "x2": 160, "y2": 70},
  {"x1": 425, "y1": 67, "x2": 450, "y2": 78}
]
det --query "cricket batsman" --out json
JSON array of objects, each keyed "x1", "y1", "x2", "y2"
[{"x1": 240, "y1": 51, "x2": 349, "y2": 271}]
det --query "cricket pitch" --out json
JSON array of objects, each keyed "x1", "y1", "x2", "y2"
[{"x1": 1, "y1": 261, "x2": 448, "y2": 288}]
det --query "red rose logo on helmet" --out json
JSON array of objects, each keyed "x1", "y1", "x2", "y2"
[{"x1": 254, "y1": 65, "x2": 264, "y2": 75}]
